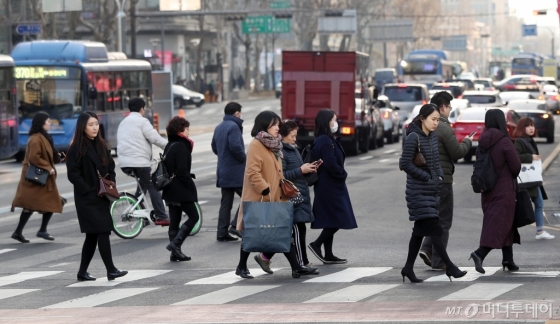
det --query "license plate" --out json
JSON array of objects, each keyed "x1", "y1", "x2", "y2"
[
  {"x1": 193, "y1": 98, "x2": 200, "y2": 102},
  {"x1": 309, "y1": 131, "x2": 314, "y2": 137}
]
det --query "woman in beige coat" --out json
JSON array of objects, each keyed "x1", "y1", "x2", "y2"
[
  {"x1": 235, "y1": 111, "x2": 318, "y2": 279},
  {"x1": 11, "y1": 112, "x2": 64, "y2": 243}
]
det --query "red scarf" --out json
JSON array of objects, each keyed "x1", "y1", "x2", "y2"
[{"x1": 179, "y1": 133, "x2": 194, "y2": 152}]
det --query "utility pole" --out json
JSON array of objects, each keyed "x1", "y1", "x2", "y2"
[
  {"x1": 130, "y1": 0, "x2": 137, "y2": 57},
  {"x1": 161, "y1": 20, "x2": 165, "y2": 70},
  {"x1": 115, "y1": 0, "x2": 128, "y2": 52},
  {"x1": 5, "y1": 0, "x2": 12, "y2": 53}
]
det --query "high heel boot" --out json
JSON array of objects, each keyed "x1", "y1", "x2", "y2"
[
  {"x1": 166, "y1": 224, "x2": 191, "y2": 261},
  {"x1": 502, "y1": 261, "x2": 519, "y2": 271},
  {"x1": 445, "y1": 266, "x2": 468, "y2": 282},
  {"x1": 469, "y1": 252, "x2": 485, "y2": 274},
  {"x1": 168, "y1": 232, "x2": 179, "y2": 261},
  {"x1": 401, "y1": 268, "x2": 423, "y2": 283}
]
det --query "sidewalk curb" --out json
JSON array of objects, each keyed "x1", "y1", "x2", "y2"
[{"x1": 543, "y1": 141, "x2": 560, "y2": 172}]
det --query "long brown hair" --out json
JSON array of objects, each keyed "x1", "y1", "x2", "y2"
[
  {"x1": 70, "y1": 112, "x2": 109, "y2": 166},
  {"x1": 512, "y1": 116, "x2": 537, "y2": 138}
]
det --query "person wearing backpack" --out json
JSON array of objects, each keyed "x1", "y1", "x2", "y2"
[
  {"x1": 162, "y1": 117, "x2": 199, "y2": 262},
  {"x1": 419, "y1": 92, "x2": 473, "y2": 271},
  {"x1": 399, "y1": 104, "x2": 467, "y2": 283},
  {"x1": 513, "y1": 117, "x2": 553, "y2": 240},
  {"x1": 469, "y1": 109, "x2": 521, "y2": 274}
]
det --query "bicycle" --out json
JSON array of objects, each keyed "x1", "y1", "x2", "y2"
[{"x1": 110, "y1": 170, "x2": 203, "y2": 239}]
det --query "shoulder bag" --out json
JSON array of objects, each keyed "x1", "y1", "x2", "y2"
[
  {"x1": 280, "y1": 178, "x2": 300, "y2": 199},
  {"x1": 301, "y1": 144, "x2": 318, "y2": 186},
  {"x1": 151, "y1": 143, "x2": 177, "y2": 191},
  {"x1": 514, "y1": 185, "x2": 535, "y2": 228},
  {"x1": 399, "y1": 133, "x2": 426, "y2": 170},
  {"x1": 97, "y1": 168, "x2": 119, "y2": 200},
  {"x1": 25, "y1": 164, "x2": 49, "y2": 186}
]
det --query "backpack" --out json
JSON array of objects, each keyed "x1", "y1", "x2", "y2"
[
  {"x1": 151, "y1": 143, "x2": 177, "y2": 191},
  {"x1": 471, "y1": 145, "x2": 500, "y2": 193},
  {"x1": 301, "y1": 144, "x2": 318, "y2": 186}
]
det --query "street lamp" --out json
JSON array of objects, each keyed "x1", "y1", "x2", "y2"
[{"x1": 115, "y1": 0, "x2": 128, "y2": 53}]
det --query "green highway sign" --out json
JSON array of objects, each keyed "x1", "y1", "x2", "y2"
[
  {"x1": 271, "y1": 1, "x2": 290, "y2": 9},
  {"x1": 242, "y1": 15, "x2": 291, "y2": 34}
]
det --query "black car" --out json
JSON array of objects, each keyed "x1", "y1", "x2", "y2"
[
  {"x1": 507, "y1": 99, "x2": 555, "y2": 143},
  {"x1": 172, "y1": 85, "x2": 205, "y2": 108}
]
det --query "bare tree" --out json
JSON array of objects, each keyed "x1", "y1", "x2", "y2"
[{"x1": 78, "y1": 0, "x2": 118, "y2": 49}]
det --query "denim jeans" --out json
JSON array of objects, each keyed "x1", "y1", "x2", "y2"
[{"x1": 531, "y1": 187, "x2": 544, "y2": 230}]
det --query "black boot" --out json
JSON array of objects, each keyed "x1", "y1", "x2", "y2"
[
  {"x1": 166, "y1": 224, "x2": 192, "y2": 261},
  {"x1": 168, "y1": 231, "x2": 178, "y2": 262}
]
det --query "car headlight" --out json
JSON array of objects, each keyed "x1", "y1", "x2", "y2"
[{"x1": 183, "y1": 96, "x2": 190, "y2": 100}]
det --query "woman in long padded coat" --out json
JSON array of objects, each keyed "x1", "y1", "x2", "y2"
[
  {"x1": 11, "y1": 112, "x2": 63, "y2": 243},
  {"x1": 307, "y1": 109, "x2": 357, "y2": 265},
  {"x1": 399, "y1": 104, "x2": 466, "y2": 283},
  {"x1": 469, "y1": 109, "x2": 521, "y2": 274},
  {"x1": 66, "y1": 112, "x2": 127, "y2": 282}
]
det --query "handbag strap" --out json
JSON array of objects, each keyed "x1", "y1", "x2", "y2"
[{"x1": 162, "y1": 142, "x2": 177, "y2": 160}]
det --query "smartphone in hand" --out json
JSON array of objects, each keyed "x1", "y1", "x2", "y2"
[
  {"x1": 469, "y1": 131, "x2": 477, "y2": 137},
  {"x1": 314, "y1": 159, "x2": 323, "y2": 167}
]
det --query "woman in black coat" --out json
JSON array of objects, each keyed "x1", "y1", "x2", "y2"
[
  {"x1": 399, "y1": 104, "x2": 466, "y2": 283},
  {"x1": 163, "y1": 116, "x2": 200, "y2": 262},
  {"x1": 66, "y1": 112, "x2": 127, "y2": 282},
  {"x1": 308, "y1": 109, "x2": 357, "y2": 265}
]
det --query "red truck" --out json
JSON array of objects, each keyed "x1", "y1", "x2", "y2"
[{"x1": 281, "y1": 51, "x2": 383, "y2": 155}]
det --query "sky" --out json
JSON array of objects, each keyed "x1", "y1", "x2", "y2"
[{"x1": 509, "y1": 0, "x2": 559, "y2": 26}]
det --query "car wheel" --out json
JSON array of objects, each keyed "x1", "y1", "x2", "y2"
[
  {"x1": 359, "y1": 130, "x2": 370, "y2": 153},
  {"x1": 345, "y1": 136, "x2": 360, "y2": 156},
  {"x1": 14, "y1": 151, "x2": 24, "y2": 162},
  {"x1": 195, "y1": 102, "x2": 203, "y2": 107},
  {"x1": 547, "y1": 135, "x2": 555, "y2": 143},
  {"x1": 174, "y1": 99, "x2": 182, "y2": 109},
  {"x1": 368, "y1": 128, "x2": 377, "y2": 150},
  {"x1": 386, "y1": 132, "x2": 394, "y2": 144}
]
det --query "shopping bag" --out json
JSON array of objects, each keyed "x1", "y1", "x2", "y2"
[
  {"x1": 242, "y1": 201, "x2": 293, "y2": 253},
  {"x1": 517, "y1": 160, "x2": 543, "y2": 189},
  {"x1": 514, "y1": 188, "x2": 536, "y2": 228}
]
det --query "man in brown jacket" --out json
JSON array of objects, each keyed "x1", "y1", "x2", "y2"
[{"x1": 419, "y1": 91, "x2": 473, "y2": 270}]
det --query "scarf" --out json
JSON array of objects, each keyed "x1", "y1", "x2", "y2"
[
  {"x1": 39, "y1": 130, "x2": 60, "y2": 163},
  {"x1": 256, "y1": 131, "x2": 283, "y2": 159},
  {"x1": 178, "y1": 133, "x2": 194, "y2": 153}
]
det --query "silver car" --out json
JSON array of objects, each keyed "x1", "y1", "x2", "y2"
[
  {"x1": 382, "y1": 83, "x2": 430, "y2": 127},
  {"x1": 461, "y1": 90, "x2": 503, "y2": 107}
]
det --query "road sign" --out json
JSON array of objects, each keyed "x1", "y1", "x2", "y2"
[
  {"x1": 318, "y1": 10, "x2": 357, "y2": 34},
  {"x1": 368, "y1": 19, "x2": 413, "y2": 41},
  {"x1": 270, "y1": 1, "x2": 290, "y2": 9},
  {"x1": 16, "y1": 24, "x2": 42, "y2": 35},
  {"x1": 522, "y1": 24, "x2": 537, "y2": 36},
  {"x1": 242, "y1": 16, "x2": 290, "y2": 34},
  {"x1": 442, "y1": 35, "x2": 468, "y2": 51}
]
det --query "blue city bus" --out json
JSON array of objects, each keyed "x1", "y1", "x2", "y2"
[
  {"x1": 397, "y1": 50, "x2": 455, "y2": 88},
  {"x1": 0, "y1": 55, "x2": 18, "y2": 159},
  {"x1": 511, "y1": 53, "x2": 544, "y2": 76},
  {"x1": 11, "y1": 40, "x2": 153, "y2": 161}
]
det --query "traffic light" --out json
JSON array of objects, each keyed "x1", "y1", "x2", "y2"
[
  {"x1": 533, "y1": 10, "x2": 547, "y2": 15},
  {"x1": 274, "y1": 13, "x2": 292, "y2": 19},
  {"x1": 216, "y1": 53, "x2": 222, "y2": 65},
  {"x1": 225, "y1": 15, "x2": 246, "y2": 21}
]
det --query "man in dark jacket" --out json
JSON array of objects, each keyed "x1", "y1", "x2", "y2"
[
  {"x1": 419, "y1": 92, "x2": 473, "y2": 270},
  {"x1": 211, "y1": 102, "x2": 246, "y2": 241}
]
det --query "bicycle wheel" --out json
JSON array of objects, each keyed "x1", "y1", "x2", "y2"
[
  {"x1": 111, "y1": 192, "x2": 145, "y2": 239},
  {"x1": 179, "y1": 201, "x2": 203, "y2": 236}
]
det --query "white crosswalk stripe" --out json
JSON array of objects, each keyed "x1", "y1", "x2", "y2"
[
  {"x1": 424, "y1": 267, "x2": 502, "y2": 282},
  {"x1": 305, "y1": 284, "x2": 400, "y2": 303},
  {"x1": 0, "y1": 289, "x2": 39, "y2": 300},
  {"x1": 42, "y1": 288, "x2": 158, "y2": 309},
  {"x1": 304, "y1": 267, "x2": 392, "y2": 283},
  {"x1": 67, "y1": 270, "x2": 172, "y2": 287},
  {"x1": 0, "y1": 271, "x2": 63, "y2": 287},
  {"x1": 438, "y1": 283, "x2": 523, "y2": 301},
  {"x1": 0, "y1": 249, "x2": 16, "y2": 255},
  {"x1": 185, "y1": 268, "x2": 281, "y2": 285},
  {"x1": 174, "y1": 285, "x2": 279, "y2": 305}
]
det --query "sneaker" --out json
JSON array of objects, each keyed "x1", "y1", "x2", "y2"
[
  {"x1": 254, "y1": 254, "x2": 273, "y2": 274},
  {"x1": 536, "y1": 231, "x2": 555, "y2": 240},
  {"x1": 229, "y1": 228, "x2": 243, "y2": 238},
  {"x1": 154, "y1": 217, "x2": 170, "y2": 226},
  {"x1": 217, "y1": 234, "x2": 238, "y2": 242},
  {"x1": 418, "y1": 250, "x2": 432, "y2": 267}
]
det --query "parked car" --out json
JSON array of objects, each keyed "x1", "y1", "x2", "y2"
[
  {"x1": 374, "y1": 68, "x2": 398, "y2": 90},
  {"x1": 473, "y1": 78, "x2": 495, "y2": 91},
  {"x1": 401, "y1": 102, "x2": 465, "y2": 145},
  {"x1": 461, "y1": 90, "x2": 503, "y2": 107},
  {"x1": 382, "y1": 83, "x2": 430, "y2": 128},
  {"x1": 376, "y1": 95, "x2": 400, "y2": 144},
  {"x1": 401, "y1": 105, "x2": 422, "y2": 145},
  {"x1": 540, "y1": 84, "x2": 560, "y2": 113},
  {"x1": 367, "y1": 86, "x2": 386, "y2": 149},
  {"x1": 431, "y1": 82, "x2": 465, "y2": 99},
  {"x1": 452, "y1": 107, "x2": 520, "y2": 162},
  {"x1": 499, "y1": 91, "x2": 533, "y2": 105},
  {"x1": 494, "y1": 74, "x2": 542, "y2": 93},
  {"x1": 172, "y1": 85, "x2": 205, "y2": 108},
  {"x1": 506, "y1": 99, "x2": 555, "y2": 143}
]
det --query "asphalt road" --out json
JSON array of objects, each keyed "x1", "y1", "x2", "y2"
[{"x1": 1, "y1": 98, "x2": 560, "y2": 323}]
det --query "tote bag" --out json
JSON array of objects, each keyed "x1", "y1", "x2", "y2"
[
  {"x1": 242, "y1": 200, "x2": 293, "y2": 253},
  {"x1": 517, "y1": 160, "x2": 543, "y2": 189},
  {"x1": 514, "y1": 188, "x2": 536, "y2": 228}
]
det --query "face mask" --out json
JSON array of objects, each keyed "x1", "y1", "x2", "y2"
[{"x1": 330, "y1": 121, "x2": 338, "y2": 133}]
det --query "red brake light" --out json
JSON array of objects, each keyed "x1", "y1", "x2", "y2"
[
  {"x1": 457, "y1": 95, "x2": 462, "y2": 99},
  {"x1": 398, "y1": 84, "x2": 408, "y2": 88},
  {"x1": 383, "y1": 111, "x2": 390, "y2": 119},
  {"x1": 422, "y1": 100, "x2": 427, "y2": 105},
  {"x1": 555, "y1": 95, "x2": 560, "y2": 101},
  {"x1": 442, "y1": 84, "x2": 450, "y2": 88}
]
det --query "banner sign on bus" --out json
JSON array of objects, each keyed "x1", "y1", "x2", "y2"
[{"x1": 14, "y1": 67, "x2": 80, "y2": 79}]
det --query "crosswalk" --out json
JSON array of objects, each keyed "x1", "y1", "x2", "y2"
[{"x1": 0, "y1": 266, "x2": 556, "y2": 309}]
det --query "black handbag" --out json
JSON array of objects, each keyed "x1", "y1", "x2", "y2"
[
  {"x1": 301, "y1": 144, "x2": 318, "y2": 186},
  {"x1": 151, "y1": 143, "x2": 177, "y2": 191},
  {"x1": 25, "y1": 164, "x2": 49, "y2": 186},
  {"x1": 514, "y1": 187, "x2": 535, "y2": 228}
]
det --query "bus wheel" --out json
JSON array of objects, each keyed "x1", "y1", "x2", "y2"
[{"x1": 14, "y1": 151, "x2": 24, "y2": 162}]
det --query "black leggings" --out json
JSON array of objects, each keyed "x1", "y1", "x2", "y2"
[
  {"x1": 14, "y1": 210, "x2": 53, "y2": 234},
  {"x1": 78, "y1": 232, "x2": 117, "y2": 274},
  {"x1": 404, "y1": 235, "x2": 457, "y2": 271},
  {"x1": 168, "y1": 202, "x2": 199, "y2": 236},
  {"x1": 314, "y1": 228, "x2": 339, "y2": 259},
  {"x1": 475, "y1": 245, "x2": 513, "y2": 262}
]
